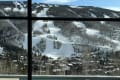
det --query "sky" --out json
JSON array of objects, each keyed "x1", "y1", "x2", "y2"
[{"x1": 32, "y1": 0, "x2": 120, "y2": 11}]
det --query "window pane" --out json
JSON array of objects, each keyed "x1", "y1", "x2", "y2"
[
  {"x1": 32, "y1": 20, "x2": 120, "y2": 75},
  {"x1": 32, "y1": 0, "x2": 120, "y2": 18},
  {"x1": 0, "y1": 0, "x2": 27, "y2": 17},
  {"x1": 0, "y1": 19, "x2": 27, "y2": 75}
]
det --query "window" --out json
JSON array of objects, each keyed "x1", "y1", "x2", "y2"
[
  {"x1": 0, "y1": 0, "x2": 120, "y2": 80},
  {"x1": 31, "y1": 0, "x2": 120, "y2": 79}
]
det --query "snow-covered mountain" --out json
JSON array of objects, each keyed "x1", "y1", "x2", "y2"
[
  {"x1": 32, "y1": 20, "x2": 120, "y2": 59},
  {"x1": 32, "y1": 3, "x2": 120, "y2": 59},
  {"x1": 0, "y1": 19, "x2": 27, "y2": 54},
  {"x1": 32, "y1": 3, "x2": 120, "y2": 18},
  {"x1": 0, "y1": 1, "x2": 27, "y2": 55},
  {"x1": 0, "y1": 1, "x2": 120, "y2": 59},
  {"x1": 0, "y1": 1, "x2": 27, "y2": 17}
]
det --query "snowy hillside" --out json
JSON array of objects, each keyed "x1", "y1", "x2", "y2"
[
  {"x1": 0, "y1": 1, "x2": 28, "y2": 54},
  {"x1": 32, "y1": 3, "x2": 120, "y2": 59},
  {"x1": 0, "y1": 19, "x2": 27, "y2": 56},
  {"x1": 32, "y1": 20, "x2": 120, "y2": 59},
  {"x1": 0, "y1": 1, "x2": 27, "y2": 17},
  {"x1": 32, "y1": 3, "x2": 120, "y2": 18}
]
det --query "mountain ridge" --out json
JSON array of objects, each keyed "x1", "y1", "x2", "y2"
[{"x1": 32, "y1": 3, "x2": 120, "y2": 18}]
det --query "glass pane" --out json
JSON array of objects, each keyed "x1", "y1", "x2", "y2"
[
  {"x1": 32, "y1": 0, "x2": 120, "y2": 18},
  {"x1": 32, "y1": 20, "x2": 120, "y2": 75},
  {"x1": 0, "y1": 0, "x2": 27, "y2": 17},
  {"x1": 0, "y1": 19, "x2": 27, "y2": 75}
]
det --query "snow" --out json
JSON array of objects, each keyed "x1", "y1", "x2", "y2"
[
  {"x1": 43, "y1": 38, "x2": 74, "y2": 59},
  {"x1": 67, "y1": 9, "x2": 81, "y2": 17},
  {"x1": 13, "y1": 1, "x2": 24, "y2": 8},
  {"x1": 70, "y1": 6, "x2": 83, "y2": 9},
  {"x1": 33, "y1": 20, "x2": 60, "y2": 34},
  {"x1": 55, "y1": 34, "x2": 71, "y2": 43},
  {"x1": 112, "y1": 12, "x2": 119, "y2": 17},
  {"x1": 13, "y1": 1, "x2": 27, "y2": 13},
  {"x1": 104, "y1": 14, "x2": 110, "y2": 18},
  {"x1": 104, "y1": 36, "x2": 120, "y2": 46},
  {"x1": 13, "y1": 8, "x2": 19, "y2": 12},
  {"x1": 90, "y1": 13, "x2": 97, "y2": 18},
  {"x1": 32, "y1": 33, "x2": 74, "y2": 59},
  {"x1": 115, "y1": 45, "x2": 120, "y2": 51},
  {"x1": 39, "y1": 4, "x2": 47, "y2": 7},
  {"x1": 33, "y1": 20, "x2": 70, "y2": 44},
  {"x1": 100, "y1": 21, "x2": 106, "y2": 24},
  {"x1": 32, "y1": 10, "x2": 37, "y2": 14},
  {"x1": 32, "y1": 20, "x2": 76, "y2": 59},
  {"x1": 13, "y1": 7, "x2": 27, "y2": 13},
  {"x1": 0, "y1": 47, "x2": 3, "y2": 54},
  {"x1": 70, "y1": 6, "x2": 78, "y2": 8},
  {"x1": 86, "y1": 28, "x2": 100, "y2": 36},
  {"x1": 37, "y1": 8, "x2": 49, "y2": 17},
  {"x1": 105, "y1": 7, "x2": 120, "y2": 11},
  {"x1": 32, "y1": 19, "x2": 120, "y2": 59},
  {"x1": 33, "y1": 20, "x2": 46, "y2": 31},
  {"x1": 111, "y1": 40, "x2": 120, "y2": 51},
  {"x1": 111, "y1": 40, "x2": 120, "y2": 44},
  {"x1": 19, "y1": 8, "x2": 27, "y2": 13},
  {"x1": 33, "y1": 20, "x2": 48, "y2": 33},
  {"x1": 43, "y1": 39, "x2": 58, "y2": 59},
  {"x1": 4, "y1": 7, "x2": 11, "y2": 12},
  {"x1": 32, "y1": 35, "x2": 42, "y2": 47},
  {"x1": 54, "y1": 4, "x2": 59, "y2": 7},
  {"x1": 49, "y1": 27, "x2": 61, "y2": 34},
  {"x1": 73, "y1": 21, "x2": 86, "y2": 28},
  {"x1": 59, "y1": 42, "x2": 74, "y2": 56},
  {"x1": 98, "y1": 45, "x2": 112, "y2": 49}
]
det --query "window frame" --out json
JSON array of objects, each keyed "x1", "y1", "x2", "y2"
[{"x1": 0, "y1": 0, "x2": 120, "y2": 80}]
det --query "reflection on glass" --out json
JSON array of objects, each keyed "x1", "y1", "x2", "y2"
[
  {"x1": 0, "y1": 20, "x2": 27, "y2": 74},
  {"x1": 0, "y1": 0, "x2": 27, "y2": 17},
  {"x1": 32, "y1": 20, "x2": 120, "y2": 75}
]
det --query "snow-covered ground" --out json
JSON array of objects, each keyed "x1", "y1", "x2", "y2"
[
  {"x1": 73, "y1": 21, "x2": 86, "y2": 28},
  {"x1": 32, "y1": 20, "x2": 120, "y2": 59},
  {"x1": 43, "y1": 38, "x2": 74, "y2": 59},
  {"x1": 32, "y1": 20, "x2": 75, "y2": 59},
  {"x1": 37, "y1": 8, "x2": 49, "y2": 17},
  {"x1": 104, "y1": 14, "x2": 110, "y2": 18},
  {"x1": 86, "y1": 28, "x2": 100, "y2": 36},
  {"x1": 31, "y1": 3, "x2": 120, "y2": 59},
  {"x1": 13, "y1": 1, "x2": 27, "y2": 13},
  {"x1": 90, "y1": 12, "x2": 97, "y2": 18}
]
